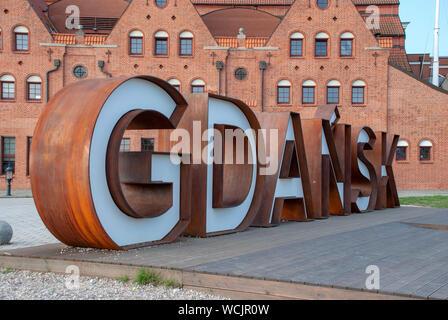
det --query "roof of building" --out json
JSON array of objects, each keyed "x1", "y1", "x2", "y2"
[
  {"x1": 371, "y1": 15, "x2": 405, "y2": 36},
  {"x1": 352, "y1": 0, "x2": 399, "y2": 5},
  {"x1": 201, "y1": 8, "x2": 282, "y2": 37},
  {"x1": 47, "y1": 0, "x2": 130, "y2": 34}
]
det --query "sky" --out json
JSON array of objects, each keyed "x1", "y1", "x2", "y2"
[{"x1": 400, "y1": 0, "x2": 448, "y2": 56}]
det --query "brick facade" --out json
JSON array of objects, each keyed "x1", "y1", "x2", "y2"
[{"x1": 0, "y1": 0, "x2": 446, "y2": 191}]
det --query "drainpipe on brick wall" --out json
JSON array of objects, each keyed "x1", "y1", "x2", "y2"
[
  {"x1": 216, "y1": 61, "x2": 224, "y2": 95},
  {"x1": 98, "y1": 60, "x2": 112, "y2": 78},
  {"x1": 46, "y1": 59, "x2": 61, "y2": 103},
  {"x1": 259, "y1": 61, "x2": 267, "y2": 112}
]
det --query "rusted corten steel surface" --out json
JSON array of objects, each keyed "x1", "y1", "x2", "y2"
[
  {"x1": 30, "y1": 76, "x2": 189, "y2": 250},
  {"x1": 179, "y1": 93, "x2": 266, "y2": 237},
  {"x1": 350, "y1": 126, "x2": 378, "y2": 213},
  {"x1": 30, "y1": 76, "x2": 400, "y2": 251}
]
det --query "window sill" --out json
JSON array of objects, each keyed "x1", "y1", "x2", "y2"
[
  {"x1": 179, "y1": 55, "x2": 194, "y2": 58},
  {"x1": 129, "y1": 54, "x2": 145, "y2": 58},
  {"x1": 289, "y1": 56, "x2": 304, "y2": 59},
  {"x1": 26, "y1": 100, "x2": 43, "y2": 103},
  {"x1": 153, "y1": 55, "x2": 169, "y2": 58},
  {"x1": 396, "y1": 161, "x2": 409, "y2": 164},
  {"x1": 0, "y1": 100, "x2": 17, "y2": 103},
  {"x1": 13, "y1": 51, "x2": 30, "y2": 54},
  {"x1": 419, "y1": 160, "x2": 434, "y2": 164},
  {"x1": 314, "y1": 56, "x2": 329, "y2": 59},
  {"x1": 340, "y1": 56, "x2": 355, "y2": 59},
  {"x1": 277, "y1": 104, "x2": 292, "y2": 107},
  {"x1": 302, "y1": 104, "x2": 317, "y2": 107},
  {"x1": 352, "y1": 104, "x2": 366, "y2": 107}
]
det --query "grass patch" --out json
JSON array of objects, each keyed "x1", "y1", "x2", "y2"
[
  {"x1": 400, "y1": 196, "x2": 448, "y2": 208},
  {"x1": 133, "y1": 268, "x2": 181, "y2": 288},
  {"x1": 1, "y1": 268, "x2": 13, "y2": 274},
  {"x1": 117, "y1": 275, "x2": 129, "y2": 283}
]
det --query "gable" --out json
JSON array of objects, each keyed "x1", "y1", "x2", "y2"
[{"x1": 266, "y1": 0, "x2": 380, "y2": 48}]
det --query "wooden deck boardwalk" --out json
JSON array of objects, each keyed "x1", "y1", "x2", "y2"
[{"x1": 1, "y1": 206, "x2": 447, "y2": 299}]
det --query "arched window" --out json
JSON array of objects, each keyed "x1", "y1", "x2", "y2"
[
  {"x1": 0, "y1": 75, "x2": 15, "y2": 100},
  {"x1": 179, "y1": 31, "x2": 193, "y2": 56},
  {"x1": 14, "y1": 26, "x2": 29, "y2": 51},
  {"x1": 277, "y1": 80, "x2": 291, "y2": 104},
  {"x1": 315, "y1": 32, "x2": 329, "y2": 57},
  {"x1": 129, "y1": 30, "x2": 143, "y2": 55},
  {"x1": 191, "y1": 78, "x2": 205, "y2": 93},
  {"x1": 419, "y1": 140, "x2": 432, "y2": 161},
  {"x1": 352, "y1": 80, "x2": 366, "y2": 104},
  {"x1": 155, "y1": 0, "x2": 167, "y2": 8},
  {"x1": 290, "y1": 32, "x2": 304, "y2": 57},
  {"x1": 396, "y1": 140, "x2": 408, "y2": 161},
  {"x1": 168, "y1": 78, "x2": 181, "y2": 91},
  {"x1": 340, "y1": 32, "x2": 354, "y2": 57},
  {"x1": 27, "y1": 76, "x2": 42, "y2": 101},
  {"x1": 154, "y1": 30, "x2": 168, "y2": 56},
  {"x1": 302, "y1": 80, "x2": 316, "y2": 104},
  {"x1": 326, "y1": 80, "x2": 340, "y2": 104},
  {"x1": 317, "y1": 0, "x2": 328, "y2": 9}
]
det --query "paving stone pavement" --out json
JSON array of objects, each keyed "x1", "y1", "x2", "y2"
[{"x1": 0, "y1": 198, "x2": 58, "y2": 250}]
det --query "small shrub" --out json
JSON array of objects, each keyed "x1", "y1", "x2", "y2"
[
  {"x1": 133, "y1": 268, "x2": 162, "y2": 286},
  {"x1": 1, "y1": 268, "x2": 13, "y2": 274},
  {"x1": 117, "y1": 275, "x2": 129, "y2": 283}
]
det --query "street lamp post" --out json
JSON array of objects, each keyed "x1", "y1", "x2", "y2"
[{"x1": 5, "y1": 166, "x2": 13, "y2": 197}]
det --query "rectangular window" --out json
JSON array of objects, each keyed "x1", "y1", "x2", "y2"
[
  {"x1": 352, "y1": 87, "x2": 365, "y2": 104},
  {"x1": 420, "y1": 147, "x2": 431, "y2": 161},
  {"x1": 180, "y1": 38, "x2": 192, "y2": 56},
  {"x1": 15, "y1": 33, "x2": 29, "y2": 51},
  {"x1": 120, "y1": 138, "x2": 130, "y2": 152},
  {"x1": 155, "y1": 38, "x2": 168, "y2": 55},
  {"x1": 340, "y1": 39, "x2": 353, "y2": 56},
  {"x1": 2, "y1": 137, "x2": 15, "y2": 174},
  {"x1": 302, "y1": 87, "x2": 315, "y2": 104},
  {"x1": 277, "y1": 86, "x2": 290, "y2": 104},
  {"x1": 315, "y1": 40, "x2": 327, "y2": 57},
  {"x1": 28, "y1": 83, "x2": 41, "y2": 101},
  {"x1": 27, "y1": 137, "x2": 32, "y2": 176},
  {"x1": 141, "y1": 138, "x2": 155, "y2": 152},
  {"x1": 290, "y1": 39, "x2": 303, "y2": 57},
  {"x1": 327, "y1": 87, "x2": 339, "y2": 104},
  {"x1": 1, "y1": 82, "x2": 15, "y2": 100},
  {"x1": 396, "y1": 147, "x2": 407, "y2": 161},
  {"x1": 130, "y1": 37, "x2": 143, "y2": 55},
  {"x1": 192, "y1": 85, "x2": 204, "y2": 93}
]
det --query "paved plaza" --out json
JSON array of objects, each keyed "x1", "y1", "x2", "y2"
[{"x1": 0, "y1": 197, "x2": 448, "y2": 299}]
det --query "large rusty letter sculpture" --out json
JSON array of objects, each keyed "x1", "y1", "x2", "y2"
[
  {"x1": 31, "y1": 76, "x2": 401, "y2": 250},
  {"x1": 31, "y1": 76, "x2": 191, "y2": 249}
]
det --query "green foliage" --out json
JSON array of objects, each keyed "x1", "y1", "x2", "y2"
[
  {"x1": 117, "y1": 275, "x2": 129, "y2": 283},
  {"x1": 133, "y1": 268, "x2": 181, "y2": 288},
  {"x1": 1, "y1": 267, "x2": 13, "y2": 274},
  {"x1": 400, "y1": 196, "x2": 448, "y2": 208},
  {"x1": 133, "y1": 268, "x2": 162, "y2": 286}
]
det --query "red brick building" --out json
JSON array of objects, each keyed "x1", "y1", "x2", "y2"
[{"x1": 0, "y1": 0, "x2": 447, "y2": 191}]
